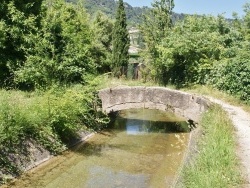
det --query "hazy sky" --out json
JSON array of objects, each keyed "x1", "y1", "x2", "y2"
[{"x1": 123, "y1": 0, "x2": 249, "y2": 18}]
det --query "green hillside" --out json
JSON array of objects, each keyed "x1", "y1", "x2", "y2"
[{"x1": 66, "y1": 0, "x2": 184, "y2": 26}]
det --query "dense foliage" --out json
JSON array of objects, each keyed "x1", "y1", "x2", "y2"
[
  {"x1": 209, "y1": 54, "x2": 250, "y2": 101},
  {"x1": 140, "y1": 1, "x2": 250, "y2": 102},
  {"x1": 0, "y1": 0, "x2": 44, "y2": 87},
  {"x1": 16, "y1": 1, "x2": 95, "y2": 88},
  {"x1": 0, "y1": 0, "x2": 112, "y2": 181},
  {"x1": 154, "y1": 15, "x2": 240, "y2": 86},
  {"x1": 0, "y1": 0, "x2": 115, "y2": 89}
]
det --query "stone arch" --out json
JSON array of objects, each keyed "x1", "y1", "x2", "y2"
[{"x1": 98, "y1": 86, "x2": 211, "y2": 123}]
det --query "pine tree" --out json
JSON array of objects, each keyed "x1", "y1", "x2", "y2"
[{"x1": 112, "y1": 0, "x2": 130, "y2": 77}]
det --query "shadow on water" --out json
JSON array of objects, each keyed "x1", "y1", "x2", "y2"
[
  {"x1": 108, "y1": 108, "x2": 191, "y2": 134},
  {"x1": 71, "y1": 108, "x2": 191, "y2": 157},
  {"x1": 108, "y1": 117, "x2": 190, "y2": 134}
]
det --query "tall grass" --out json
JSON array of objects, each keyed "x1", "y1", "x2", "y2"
[
  {"x1": 181, "y1": 105, "x2": 242, "y2": 187},
  {"x1": 0, "y1": 83, "x2": 109, "y2": 181},
  {"x1": 0, "y1": 85, "x2": 108, "y2": 149}
]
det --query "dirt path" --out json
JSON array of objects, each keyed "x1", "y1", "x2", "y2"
[{"x1": 208, "y1": 97, "x2": 250, "y2": 187}]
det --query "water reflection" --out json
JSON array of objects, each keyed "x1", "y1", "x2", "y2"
[
  {"x1": 109, "y1": 108, "x2": 190, "y2": 135},
  {"x1": 125, "y1": 119, "x2": 190, "y2": 135}
]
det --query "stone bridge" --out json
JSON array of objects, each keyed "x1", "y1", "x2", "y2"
[{"x1": 98, "y1": 86, "x2": 211, "y2": 123}]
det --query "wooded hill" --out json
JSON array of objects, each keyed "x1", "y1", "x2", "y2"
[{"x1": 66, "y1": 0, "x2": 185, "y2": 26}]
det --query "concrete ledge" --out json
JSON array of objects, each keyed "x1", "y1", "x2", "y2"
[{"x1": 98, "y1": 86, "x2": 211, "y2": 122}]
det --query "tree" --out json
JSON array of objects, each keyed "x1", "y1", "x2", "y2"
[
  {"x1": 111, "y1": 0, "x2": 130, "y2": 77},
  {"x1": 206, "y1": 3, "x2": 250, "y2": 102},
  {"x1": 0, "y1": 0, "x2": 44, "y2": 87},
  {"x1": 155, "y1": 14, "x2": 243, "y2": 86},
  {"x1": 243, "y1": 3, "x2": 250, "y2": 40},
  {"x1": 0, "y1": 21, "x2": 7, "y2": 85},
  {"x1": 140, "y1": 0, "x2": 174, "y2": 62},
  {"x1": 92, "y1": 11, "x2": 114, "y2": 73},
  {"x1": 15, "y1": 0, "x2": 95, "y2": 88}
]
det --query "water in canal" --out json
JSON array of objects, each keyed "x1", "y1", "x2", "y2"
[{"x1": 4, "y1": 109, "x2": 190, "y2": 188}]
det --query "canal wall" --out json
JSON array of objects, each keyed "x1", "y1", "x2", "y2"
[
  {"x1": 0, "y1": 131, "x2": 94, "y2": 183},
  {"x1": 98, "y1": 86, "x2": 211, "y2": 123}
]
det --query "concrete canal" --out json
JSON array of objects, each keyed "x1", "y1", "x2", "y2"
[{"x1": 3, "y1": 108, "x2": 190, "y2": 188}]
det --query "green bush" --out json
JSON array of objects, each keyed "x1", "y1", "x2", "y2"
[
  {"x1": 0, "y1": 90, "x2": 63, "y2": 153},
  {"x1": 208, "y1": 57, "x2": 250, "y2": 102},
  {"x1": 154, "y1": 15, "x2": 242, "y2": 87},
  {"x1": 0, "y1": 82, "x2": 109, "y2": 180}
]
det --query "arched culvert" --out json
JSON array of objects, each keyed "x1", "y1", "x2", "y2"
[{"x1": 98, "y1": 86, "x2": 211, "y2": 124}]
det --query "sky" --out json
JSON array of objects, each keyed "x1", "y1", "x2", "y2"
[{"x1": 123, "y1": 0, "x2": 249, "y2": 18}]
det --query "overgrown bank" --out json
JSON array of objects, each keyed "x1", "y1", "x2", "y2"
[
  {"x1": 0, "y1": 82, "x2": 109, "y2": 184},
  {"x1": 180, "y1": 105, "x2": 242, "y2": 187},
  {"x1": 0, "y1": 77, "x2": 246, "y2": 187}
]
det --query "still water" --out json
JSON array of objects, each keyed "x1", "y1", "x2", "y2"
[{"x1": 4, "y1": 109, "x2": 190, "y2": 188}]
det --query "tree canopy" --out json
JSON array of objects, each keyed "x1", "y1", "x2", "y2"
[
  {"x1": 15, "y1": 0, "x2": 95, "y2": 88},
  {"x1": 0, "y1": 0, "x2": 44, "y2": 87},
  {"x1": 140, "y1": 0, "x2": 175, "y2": 64},
  {"x1": 0, "y1": 0, "x2": 249, "y2": 102}
]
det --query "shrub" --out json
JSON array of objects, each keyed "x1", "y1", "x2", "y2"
[
  {"x1": 208, "y1": 57, "x2": 250, "y2": 102},
  {"x1": 0, "y1": 82, "x2": 109, "y2": 181}
]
